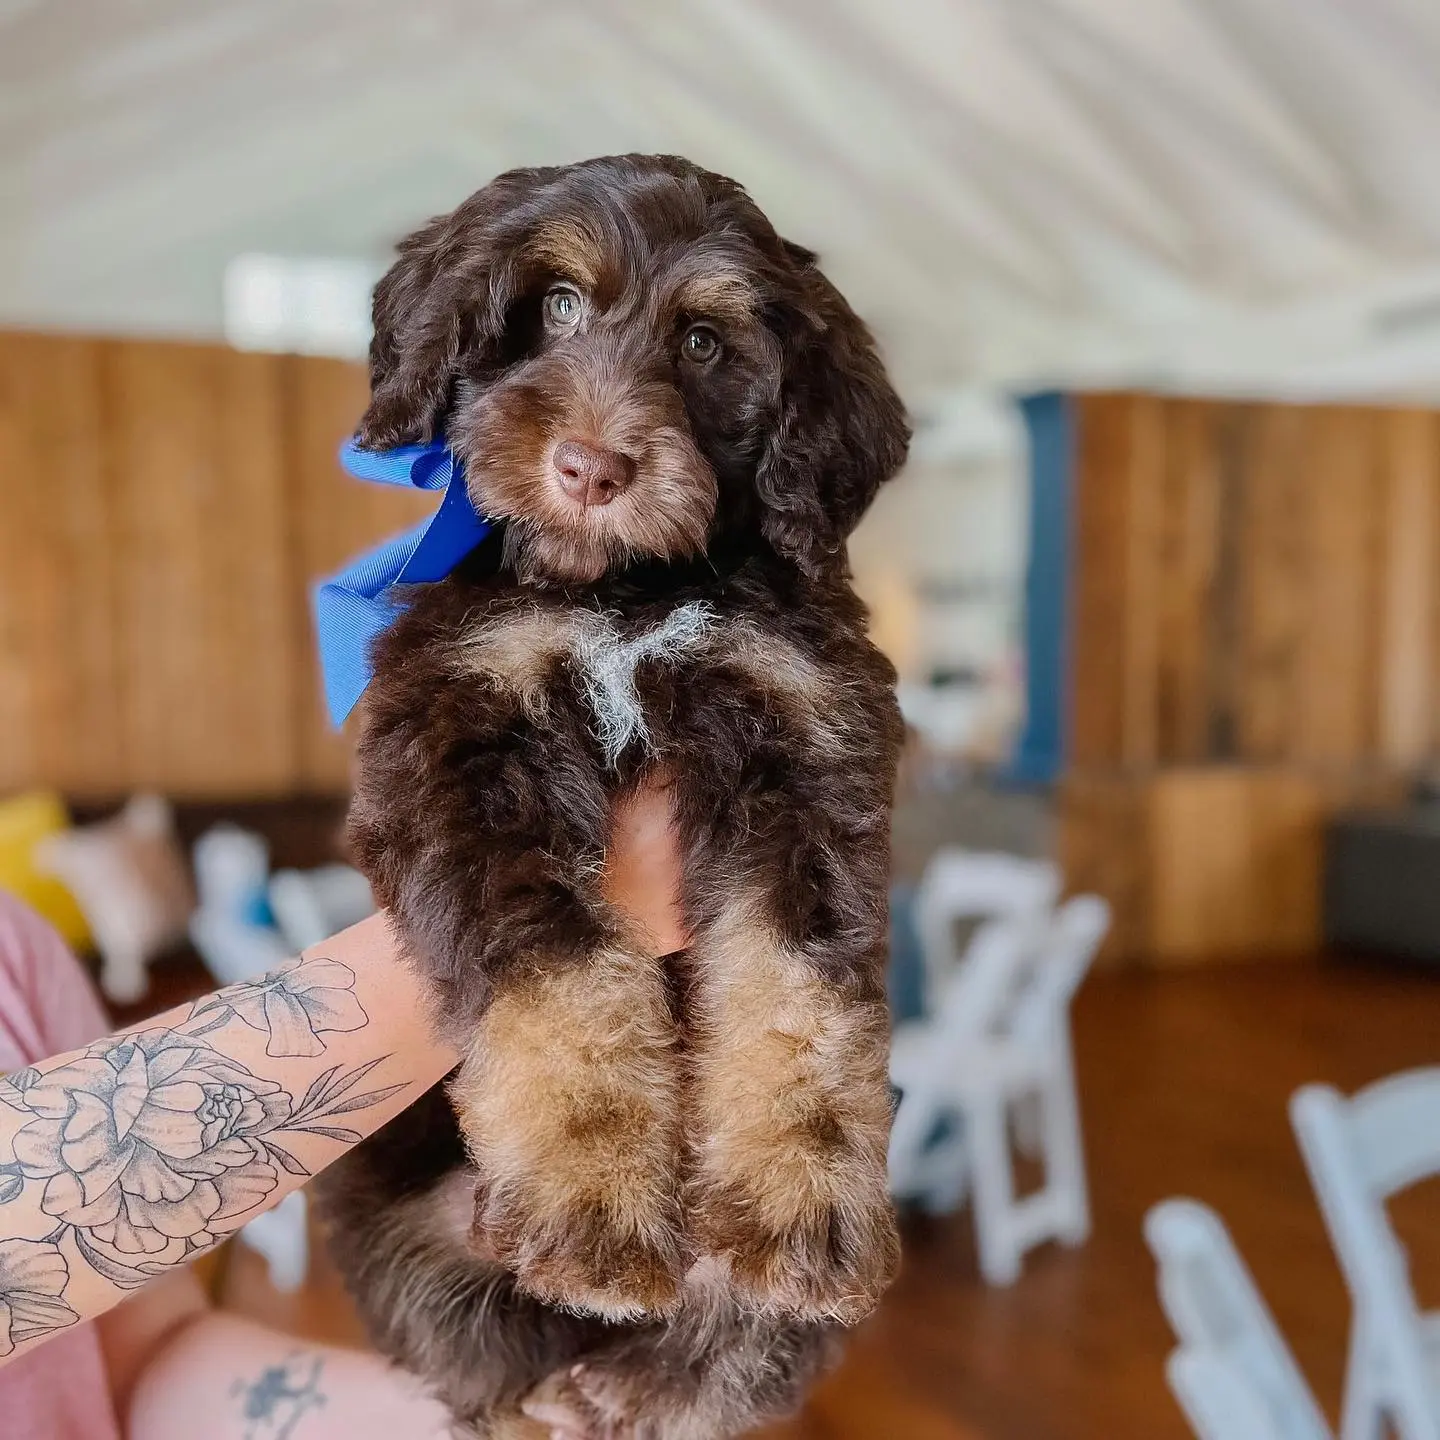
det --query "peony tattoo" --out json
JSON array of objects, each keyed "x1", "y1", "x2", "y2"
[
  {"x1": 0, "y1": 956, "x2": 404, "y2": 1346},
  {"x1": 11, "y1": 1032, "x2": 291, "y2": 1273}
]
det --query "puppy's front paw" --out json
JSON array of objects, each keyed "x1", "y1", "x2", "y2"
[
  {"x1": 684, "y1": 900, "x2": 900, "y2": 1323},
  {"x1": 453, "y1": 949, "x2": 687, "y2": 1320},
  {"x1": 692, "y1": 1172, "x2": 899, "y2": 1324},
  {"x1": 474, "y1": 1174, "x2": 683, "y2": 1321}
]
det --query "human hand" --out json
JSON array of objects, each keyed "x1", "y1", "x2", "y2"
[{"x1": 602, "y1": 775, "x2": 691, "y2": 956}]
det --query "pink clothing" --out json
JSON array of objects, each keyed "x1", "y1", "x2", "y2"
[{"x1": 0, "y1": 892, "x2": 123, "y2": 1440}]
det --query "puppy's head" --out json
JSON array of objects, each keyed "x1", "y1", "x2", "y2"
[{"x1": 357, "y1": 154, "x2": 909, "y2": 584}]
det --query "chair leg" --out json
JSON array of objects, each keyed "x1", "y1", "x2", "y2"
[
  {"x1": 888, "y1": 1084, "x2": 942, "y2": 1201},
  {"x1": 966, "y1": 1094, "x2": 1021, "y2": 1286},
  {"x1": 919, "y1": 1127, "x2": 971, "y2": 1215},
  {"x1": 1012, "y1": 1091, "x2": 1044, "y2": 1159},
  {"x1": 1339, "y1": 1324, "x2": 1386, "y2": 1440},
  {"x1": 1043, "y1": 1031, "x2": 1091, "y2": 1247}
]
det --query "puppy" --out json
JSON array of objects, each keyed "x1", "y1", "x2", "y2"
[{"x1": 313, "y1": 154, "x2": 909, "y2": 1440}]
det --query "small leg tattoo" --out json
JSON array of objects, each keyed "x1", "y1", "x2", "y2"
[{"x1": 230, "y1": 1352, "x2": 327, "y2": 1440}]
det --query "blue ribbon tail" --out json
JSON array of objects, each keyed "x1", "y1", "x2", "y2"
[
  {"x1": 311, "y1": 440, "x2": 492, "y2": 728},
  {"x1": 313, "y1": 519, "x2": 428, "y2": 727}
]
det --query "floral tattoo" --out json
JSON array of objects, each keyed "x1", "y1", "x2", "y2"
[
  {"x1": 0, "y1": 956, "x2": 405, "y2": 1355},
  {"x1": 187, "y1": 956, "x2": 370, "y2": 1058}
]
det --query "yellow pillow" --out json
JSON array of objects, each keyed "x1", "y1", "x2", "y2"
[{"x1": 0, "y1": 790, "x2": 92, "y2": 951}]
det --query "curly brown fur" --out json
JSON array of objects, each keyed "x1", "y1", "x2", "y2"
[{"x1": 314, "y1": 153, "x2": 908, "y2": 1439}]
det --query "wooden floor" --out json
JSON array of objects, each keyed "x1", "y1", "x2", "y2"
[{"x1": 221, "y1": 959, "x2": 1440, "y2": 1440}]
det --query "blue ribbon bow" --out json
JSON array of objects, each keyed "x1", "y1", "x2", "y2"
[{"x1": 313, "y1": 438, "x2": 492, "y2": 727}]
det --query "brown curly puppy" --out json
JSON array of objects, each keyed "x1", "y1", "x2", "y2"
[{"x1": 313, "y1": 153, "x2": 909, "y2": 1440}]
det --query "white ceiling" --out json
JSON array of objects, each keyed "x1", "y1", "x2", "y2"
[{"x1": 6, "y1": 0, "x2": 1440, "y2": 418}]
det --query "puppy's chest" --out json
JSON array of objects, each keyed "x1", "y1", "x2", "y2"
[
  {"x1": 456, "y1": 600, "x2": 836, "y2": 765},
  {"x1": 566, "y1": 601, "x2": 717, "y2": 763}
]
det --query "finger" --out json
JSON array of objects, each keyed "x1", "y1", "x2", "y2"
[{"x1": 602, "y1": 777, "x2": 691, "y2": 956}]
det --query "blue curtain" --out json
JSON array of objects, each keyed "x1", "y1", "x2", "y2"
[{"x1": 1006, "y1": 392, "x2": 1074, "y2": 786}]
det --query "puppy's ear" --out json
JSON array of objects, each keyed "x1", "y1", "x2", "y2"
[
  {"x1": 755, "y1": 245, "x2": 910, "y2": 577},
  {"x1": 356, "y1": 174, "x2": 536, "y2": 450}
]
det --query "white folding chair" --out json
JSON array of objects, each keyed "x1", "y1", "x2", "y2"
[
  {"x1": 1292, "y1": 1072, "x2": 1440, "y2": 1440},
  {"x1": 911, "y1": 849, "x2": 1061, "y2": 1013},
  {"x1": 905, "y1": 848, "x2": 1064, "y2": 1169},
  {"x1": 890, "y1": 913, "x2": 1034, "y2": 1215},
  {"x1": 889, "y1": 894, "x2": 1107, "y2": 1284},
  {"x1": 1147, "y1": 1198, "x2": 1333, "y2": 1440},
  {"x1": 239, "y1": 1190, "x2": 310, "y2": 1294}
]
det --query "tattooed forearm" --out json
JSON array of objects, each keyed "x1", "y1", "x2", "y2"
[
  {"x1": 0, "y1": 953, "x2": 415, "y2": 1358},
  {"x1": 231, "y1": 1353, "x2": 328, "y2": 1439}
]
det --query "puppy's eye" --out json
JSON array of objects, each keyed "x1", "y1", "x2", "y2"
[
  {"x1": 544, "y1": 285, "x2": 583, "y2": 329},
  {"x1": 681, "y1": 325, "x2": 721, "y2": 364}
]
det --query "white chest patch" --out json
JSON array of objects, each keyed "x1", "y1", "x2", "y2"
[{"x1": 574, "y1": 601, "x2": 715, "y2": 764}]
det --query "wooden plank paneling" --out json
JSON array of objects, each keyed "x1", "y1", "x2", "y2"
[
  {"x1": 0, "y1": 335, "x2": 40, "y2": 792},
  {"x1": 0, "y1": 335, "x2": 454, "y2": 800},
  {"x1": 1236, "y1": 405, "x2": 1306, "y2": 762},
  {"x1": 1154, "y1": 400, "x2": 1222, "y2": 763},
  {"x1": 1073, "y1": 393, "x2": 1439, "y2": 782},
  {"x1": 1293, "y1": 407, "x2": 1383, "y2": 766},
  {"x1": 1148, "y1": 768, "x2": 1322, "y2": 964},
  {"x1": 1058, "y1": 771, "x2": 1150, "y2": 966},
  {"x1": 1061, "y1": 768, "x2": 1324, "y2": 966},
  {"x1": 1067, "y1": 392, "x2": 1439, "y2": 965},
  {"x1": 1376, "y1": 409, "x2": 1438, "y2": 767},
  {"x1": 1070, "y1": 395, "x2": 1134, "y2": 767},
  {"x1": 285, "y1": 356, "x2": 435, "y2": 792},
  {"x1": 104, "y1": 341, "x2": 297, "y2": 796},
  {"x1": 1054, "y1": 766, "x2": 1319, "y2": 967},
  {"x1": 1232, "y1": 770, "x2": 1324, "y2": 959},
  {"x1": 0, "y1": 334, "x2": 119, "y2": 797},
  {"x1": 1146, "y1": 769, "x2": 1257, "y2": 963},
  {"x1": 0, "y1": 334, "x2": 478, "y2": 800},
  {"x1": 1121, "y1": 395, "x2": 1164, "y2": 767}
]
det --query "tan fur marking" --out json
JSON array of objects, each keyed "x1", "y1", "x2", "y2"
[
  {"x1": 451, "y1": 946, "x2": 684, "y2": 1318},
  {"x1": 453, "y1": 608, "x2": 577, "y2": 718},
  {"x1": 688, "y1": 890, "x2": 897, "y2": 1321},
  {"x1": 674, "y1": 270, "x2": 760, "y2": 326},
  {"x1": 721, "y1": 626, "x2": 851, "y2": 756},
  {"x1": 457, "y1": 611, "x2": 845, "y2": 758},
  {"x1": 528, "y1": 219, "x2": 605, "y2": 290}
]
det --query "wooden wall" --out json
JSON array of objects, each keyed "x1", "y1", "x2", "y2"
[
  {"x1": 1061, "y1": 394, "x2": 1436, "y2": 963},
  {"x1": 6, "y1": 340, "x2": 1435, "y2": 960},
  {"x1": 0, "y1": 331, "x2": 432, "y2": 799}
]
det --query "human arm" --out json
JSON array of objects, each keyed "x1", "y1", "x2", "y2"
[
  {"x1": 0, "y1": 913, "x2": 453, "y2": 1370},
  {"x1": 0, "y1": 779, "x2": 689, "y2": 1373}
]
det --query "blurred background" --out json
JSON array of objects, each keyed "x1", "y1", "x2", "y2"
[{"x1": 3, "y1": 3, "x2": 1440, "y2": 1438}]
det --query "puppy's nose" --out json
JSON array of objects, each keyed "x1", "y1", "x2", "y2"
[{"x1": 552, "y1": 439, "x2": 636, "y2": 507}]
